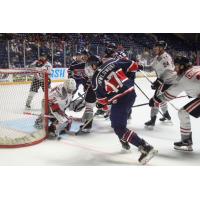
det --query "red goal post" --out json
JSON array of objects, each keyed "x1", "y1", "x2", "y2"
[{"x1": 0, "y1": 68, "x2": 49, "y2": 148}]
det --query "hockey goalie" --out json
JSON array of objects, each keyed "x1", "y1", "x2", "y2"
[{"x1": 34, "y1": 78, "x2": 76, "y2": 137}]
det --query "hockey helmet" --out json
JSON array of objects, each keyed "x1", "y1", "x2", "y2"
[
  {"x1": 81, "y1": 49, "x2": 91, "y2": 56},
  {"x1": 174, "y1": 56, "x2": 192, "y2": 74},
  {"x1": 86, "y1": 55, "x2": 102, "y2": 67},
  {"x1": 154, "y1": 40, "x2": 167, "y2": 50},
  {"x1": 40, "y1": 51, "x2": 48, "y2": 58},
  {"x1": 76, "y1": 51, "x2": 82, "y2": 56},
  {"x1": 81, "y1": 49, "x2": 93, "y2": 62},
  {"x1": 105, "y1": 42, "x2": 117, "y2": 56},
  {"x1": 74, "y1": 51, "x2": 82, "y2": 61}
]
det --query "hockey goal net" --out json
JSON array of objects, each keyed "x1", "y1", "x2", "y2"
[{"x1": 0, "y1": 68, "x2": 49, "y2": 148}]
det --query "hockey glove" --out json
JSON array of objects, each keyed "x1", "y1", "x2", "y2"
[
  {"x1": 149, "y1": 96, "x2": 162, "y2": 107},
  {"x1": 162, "y1": 84, "x2": 172, "y2": 92},
  {"x1": 96, "y1": 102, "x2": 105, "y2": 109},
  {"x1": 151, "y1": 78, "x2": 163, "y2": 90},
  {"x1": 137, "y1": 64, "x2": 144, "y2": 71}
]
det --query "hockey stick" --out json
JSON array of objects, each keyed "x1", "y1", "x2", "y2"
[
  {"x1": 138, "y1": 69, "x2": 180, "y2": 110},
  {"x1": 75, "y1": 113, "x2": 97, "y2": 135},
  {"x1": 132, "y1": 103, "x2": 149, "y2": 108},
  {"x1": 71, "y1": 92, "x2": 85, "y2": 103},
  {"x1": 134, "y1": 82, "x2": 151, "y2": 100},
  {"x1": 134, "y1": 82, "x2": 164, "y2": 116},
  {"x1": 139, "y1": 69, "x2": 187, "y2": 99},
  {"x1": 23, "y1": 111, "x2": 82, "y2": 121},
  {"x1": 23, "y1": 111, "x2": 55, "y2": 119}
]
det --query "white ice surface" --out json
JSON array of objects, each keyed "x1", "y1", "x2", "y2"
[{"x1": 0, "y1": 77, "x2": 200, "y2": 166}]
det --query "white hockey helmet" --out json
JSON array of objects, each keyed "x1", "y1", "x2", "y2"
[{"x1": 63, "y1": 78, "x2": 76, "y2": 93}]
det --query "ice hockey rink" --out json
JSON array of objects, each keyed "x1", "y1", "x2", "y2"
[{"x1": 0, "y1": 77, "x2": 200, "y2": 166}]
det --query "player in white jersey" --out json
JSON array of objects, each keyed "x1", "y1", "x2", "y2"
[
  {"x1": 144, "y1": 41, "x2": 177, "y2": 127},
  {"x1": 152, "y1": 56, "x2": 200, "y2": 151},
  {"x1": 34, "y1": 78, "x2": 76, "y2": 137},
  {"x1": 25, "y1": 53, "x2": 53, "y2": 110}
]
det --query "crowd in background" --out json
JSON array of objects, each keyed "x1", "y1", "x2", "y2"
[{"x1": 0, "y1": 33, "x2": 199, "y2": 68}]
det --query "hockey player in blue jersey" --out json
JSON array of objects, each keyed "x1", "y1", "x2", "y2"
[
  {"x1": 68, "y1": 51, "x2": 88, "y2": 93},
  {"x1": 85, "y1": 55, "x2": 157, "y2": 164},
  {"x1": 69, "y1": 49, "x2": 97, "y2": 134},
  {"x1": 102, "y1": 42, "x2": 133, "y2": 119}
]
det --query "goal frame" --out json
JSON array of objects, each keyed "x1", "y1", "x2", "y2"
[{"x1": 0, "y1": 68, "x2": 49, "y2": 148}]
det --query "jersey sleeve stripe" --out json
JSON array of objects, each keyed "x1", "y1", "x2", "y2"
[
  {"x1": 127, "y1": 62, "x2": 138, "y2": 73},
  {"x1": 164, "y1": 91, "x2": 176, "y2": 100}
]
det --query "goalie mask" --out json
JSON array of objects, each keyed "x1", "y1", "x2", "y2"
[{"x1": 63, "y1": 78, "x2": 76, "y2": 93}]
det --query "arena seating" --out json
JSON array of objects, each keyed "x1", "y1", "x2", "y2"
[{"x1": 0, "y1": 33, "x2": 198, "y2": 68}]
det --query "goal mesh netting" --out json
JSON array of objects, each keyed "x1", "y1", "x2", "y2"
[{"x1": 0, "y1": 68, "x2": 49, "y2": 148}]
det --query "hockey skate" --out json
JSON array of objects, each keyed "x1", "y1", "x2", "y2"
[
  {"x1": 25, "y1": 91, "x2": 36, "y2": 110},
  {"x1": 174, "y1": 138, "x2": 193, "y2": 151},
  {"x1": 34, "y1": 117, "x2": 43, "y2": 129},
  {"x1": 25, "y1": 104, "x2": 31, "y2": 110},
  {"x1": 138, "y1": 143, "x2": 158, "y2": 165},
  {"x1": 48, "y1": 123, "x2": 58, "y2": 139},
  {"x1": 144, "y1": 116, "x2": 156, "y2": 129},
  {"x1": 159, "y1": 111, "x2": 172, "y2": 124}
]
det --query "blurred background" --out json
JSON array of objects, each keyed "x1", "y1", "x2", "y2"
[{"x1": 0, "y1": 33, "x2": 199, "y2": 69}]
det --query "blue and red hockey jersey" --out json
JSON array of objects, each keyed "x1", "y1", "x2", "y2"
[
  {"x1": 92, "y1": 58, "x2": 138, "y2": 105},
  {"x1": 68, "y1": 61, "x2": 87, "y2": 80}
]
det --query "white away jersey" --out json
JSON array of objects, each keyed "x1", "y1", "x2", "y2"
[
  {"x1": 30, "y1": 60, "x2": 52, "y2": 79},
  {"x1": 164, "y1": 66, "x2": 200, "y2": 100},
  {"x1": 150, "y1": 52, "x2": 177, "y2": 84},
  {"x1": 49, "y1": 84, "x2": 73, "y2": 111}
]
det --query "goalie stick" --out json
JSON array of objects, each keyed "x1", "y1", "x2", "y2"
[
  {"x1": 23, "y1": 111, "x2": 82, "y2": 122},
  {"x1": 23, "y1": 111, "x2": 55, "y2": 119},
  {"x1": 71, "y1": 92, "x2": 85, "y2": 103}
]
